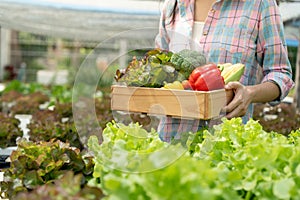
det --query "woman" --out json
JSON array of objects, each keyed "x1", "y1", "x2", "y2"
[{"x1": 155, "y1": 0, "x2": 294, "y2": 142}]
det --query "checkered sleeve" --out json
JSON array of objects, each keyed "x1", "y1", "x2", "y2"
[
  {"x1": 256, "y1": 0, "x2": 294, "y2": 104},
  {"x1": 155, "y1": 0, "x2": 171, "y2": 50}
]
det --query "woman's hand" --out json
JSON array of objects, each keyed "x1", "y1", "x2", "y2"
[
  {"x1": 222, "y1": 81, "x2": 280, "y2": 119},
  {"x1": 223, "y1": 81, "x2": 253, "y2": 119}
]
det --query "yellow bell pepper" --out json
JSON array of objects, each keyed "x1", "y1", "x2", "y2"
[{"x1": 163, "y1": 81, "x2": 184, "y2": 90}]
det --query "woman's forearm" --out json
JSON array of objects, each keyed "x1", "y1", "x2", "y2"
[{"x1": 246, "y1": 81, "x2": 281, "y2": 103}]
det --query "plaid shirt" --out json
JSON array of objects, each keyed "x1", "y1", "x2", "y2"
[{"x1": 155, "y1": 0, "x2": 294, "y2": 142}]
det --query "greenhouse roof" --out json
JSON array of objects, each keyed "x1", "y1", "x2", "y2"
[
  {"x1": 6, "y1": 0, "x2": 161, "y2": 15},
  {"x1": 0, "y1": 0, "x2": 161, "y2": 41},
  {"x1": 0, "y1": 0, "x2": 299, "y2": 44}
]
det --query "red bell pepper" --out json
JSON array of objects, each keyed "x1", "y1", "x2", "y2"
[{"x1": 188, "y1": 63, "x2": 225, "y2": 91}]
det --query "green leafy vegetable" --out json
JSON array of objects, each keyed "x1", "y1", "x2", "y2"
[
  {"x1": 13, "y1": 171, "x2": 104, "y2": 200},
  {"x1": 191, "y1": 118, "x2": 300, "y2": 199},
  {"x1": 115, "y1": 49, "x2": 182, "y2": 87},
  {"x1": 0, "y1": 140, "x2": 94, "y2": 199},
  {"x1": 10, "y1": 91, "x2": 49, "y2": 115},
  {"x1": 87, "y1": 118, "x2": 300, "y2": 200},
  {"x1": 0, "y1": 113, "x2": 23, "y2": 148},
  {"x1": 48, "y1": 84, "x2": 73, "y2": 104},
  {"x1": 170, "y1": 49, "x2": 206, "y2": 79},
  {"x1": 87, "y1": 121, "x2": 240, "y2": 200},
  {"x1": 1, "y1": 80, "x2": 45, "y2": 95}
]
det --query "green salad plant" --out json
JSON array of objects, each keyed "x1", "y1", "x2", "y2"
[
  {"x1": 13, "y1": 171, "x2": 104, "y2": 200},
  {"x1": 191, "y1": 118, "x2": 300, "y2": 199},
  {"x1": 0, "y1": 113, "x2": 23, "y2": 148},
  {"x1": 88, "y1": 118, "x2": 300, "y2": 200},
  {"x1": 0, "y1": 140, "x2": 94, "y2": 199},
  {"x1": 87, "y1": 121, "x2": 240, "y2": 200}
]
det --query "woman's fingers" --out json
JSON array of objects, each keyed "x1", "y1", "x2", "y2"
[{"x1": 222, "y1": 81, "x2": 250, "y2": 118}]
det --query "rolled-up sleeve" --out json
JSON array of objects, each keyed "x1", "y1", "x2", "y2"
[{"x1": 256, "y1": 0, "x2": 294, "y2": 105}]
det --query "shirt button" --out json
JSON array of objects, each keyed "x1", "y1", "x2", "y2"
[
  {"x1": 210, "y1": 9, "x2": 215, "y2": 13},
  {"x1": 203, "y1": 31, "x2": 208, "y2": 36}
]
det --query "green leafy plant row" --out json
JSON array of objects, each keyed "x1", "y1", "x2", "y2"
[
  {"x1": 0, "y1": 140, "x2": 95, "y2": 199},
  {"x1": 88, "y1": 118, "x2": 300, "y2": 200},
  {"x1": 0, "y1": 113, "x2": 23, "y2": 148},
  {"x1": 3, "y1": 117, "x2": 300, "y2": 199},
  {"x1": 1, "y1": 80, "x2": 73, "y2": 104}
]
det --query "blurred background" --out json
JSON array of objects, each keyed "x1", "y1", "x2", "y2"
[
  {"x1": 0, "y1": 0, "x2": 161, "y2": 85},
  {"x1": 0, "y1": 0, "x2": 298, "y2": 85}
]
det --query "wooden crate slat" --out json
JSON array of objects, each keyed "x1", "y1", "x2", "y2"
[{"x1": 111, "y1": 85, "x2": 226, "y2": 119}]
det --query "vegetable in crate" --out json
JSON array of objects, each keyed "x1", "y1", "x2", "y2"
[
  {"x1": 217, "y1": 63, "x2": 245, "y2": 84},
  {"x1": 170, "y1": 49, "x2": 206, "y2": 79},
  {"x1": 181, "y1": 80, "x2": 193, "y2": 90},
  {"x1": 115, "y1": 49, "x2": 179, "y2": 88},
  {"x1": 188, "y1": 63, "x2": 225, "y2": 91},
  {"x1": 163, "y1": 80, "x2": 184, "y2": 90}
]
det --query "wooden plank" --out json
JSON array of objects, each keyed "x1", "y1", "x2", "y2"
[{"x1": 111, "y1": 85, "x2": 227, "y2": 119}]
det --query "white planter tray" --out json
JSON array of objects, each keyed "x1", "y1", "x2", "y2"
[
  {"x1": 0, "y1": 146, "x2": 17, "y2": 157},
  {"x1": 14, "y1": 114, "x2": 32, "y2": 140}
]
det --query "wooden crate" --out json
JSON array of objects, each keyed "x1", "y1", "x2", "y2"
[{"x1": 111, "y1": 85, "x2": 227, "y2": 120}]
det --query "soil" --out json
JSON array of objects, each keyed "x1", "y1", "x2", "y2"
[{"x1": 253, "y1": 102, "x2": 300, "y2": 136}]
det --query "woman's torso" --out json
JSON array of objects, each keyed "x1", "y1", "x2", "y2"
[{"x1": 162, "y1": 0, "x2": 267, "y2": 121}]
